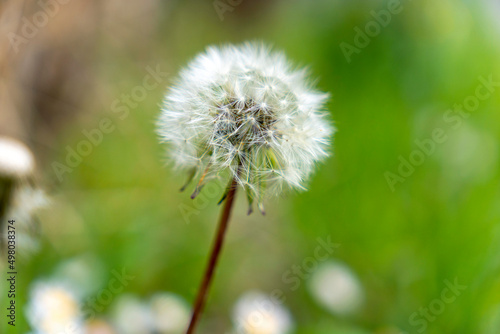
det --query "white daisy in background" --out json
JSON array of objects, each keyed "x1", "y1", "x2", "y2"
[
  {"x1": 111, "y1": 294, "x2": 154, "y2": 334},
  {"x1": 26, "y1": 281, "x2": 84, "y2": 334},
  {"x1": 158, "y1": 42, "x2": 333, "y2": 214},
  {"x1": 232, "y1": 291, "x2": 294, "y2": 334},
  {"x1": 308, "y1": 261, "x2": 364, "y2": 316},
  {"x1": 149, "y1": 292, "x2": 191, "y2": 334}
]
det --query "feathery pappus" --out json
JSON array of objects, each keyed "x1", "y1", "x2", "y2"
[{"x1": 158, "y1": 43, "x2": 334, "y2": 214}]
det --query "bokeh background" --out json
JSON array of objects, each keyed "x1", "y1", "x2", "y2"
[{"x1": 1, "y1": 0, "x2": 500, "y2": 333}]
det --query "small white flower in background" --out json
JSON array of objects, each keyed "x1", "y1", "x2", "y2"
[
  {"x1": 26, "y1": 282, "x2": 84, "y2": 334},
  {"x1": 308, "y1": 261, "x2": 364, "y2": 316},
  {"x1": 158, "y1": 42, "x2": 334, "y2": 214},
  {"x1": 0, "y1": 136, "x2": 34, "y2": 178},
  {"x1": 111, "y1": 294, "x2": 154, "y2": 334},
  {"x1": 232, "y1": 291, "x2": 294, "y2": 334},
  {"x1": 149, "y1": 292, "x2": 191, "y2": 334}
]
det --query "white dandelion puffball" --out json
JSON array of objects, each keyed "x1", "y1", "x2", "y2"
[
  {"x1": 26, "y1": 282, "x2": 84, "y2": 334},
  {"x1": 308, "y1": 261, "x2": 364, "y2": 316},
  {"x1": 158, "y1": 43, "x2": 333, "y2": 214},
  {"x1": 149, "y1": 292, "x2": 191, "y2": 334},
  {"x1": 232, "y1": 291, "x2": 293, "y2": 334},
  {"x1": 0, "y1": 136, "x2": 34, "y2": 178}
]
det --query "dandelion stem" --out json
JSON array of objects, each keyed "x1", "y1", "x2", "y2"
[{"x1": 185, "y1": 177, "x2": 238, "y2": 334}]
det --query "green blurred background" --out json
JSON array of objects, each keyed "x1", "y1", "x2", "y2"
[{"x1": 2, "y1": 0, "x2": 500, "y2": 333}]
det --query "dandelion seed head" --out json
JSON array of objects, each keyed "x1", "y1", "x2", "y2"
[{"x1": 158, "y1": 43, "x2": 334, "y2": 210}]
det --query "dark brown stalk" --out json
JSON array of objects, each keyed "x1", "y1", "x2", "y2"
[{"x1": 185, "y1": 177, "x2": 238, "y2": 334}]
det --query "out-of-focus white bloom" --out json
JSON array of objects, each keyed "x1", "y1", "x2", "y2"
[
  {"x1": 53, "y1": 255, "x2": 105, "y2": 297},
  {"x1": 0, "y1": 137, "x2": 34, "y2": 178},
  {"x1": 111, "y1": 294, "x2": 154, "y2": 334},
  {"x1": 483, "y1": 0, "x2": 500, "y2": 35},
  {"x1": 437, "y1": 123, "x2": 498, "y2": 188},
  {"x1": 232, "y1": 291, "x2": 293, "y2": 334},
  {"x1": 26, "y1": 282, "x2": 84, "y2": 334},
  {"x1": 149, "y1": 292, "x2": 191, "y2": 334},
  {"x1": 308, "y1": 261, "x2": 364, "y2": 316},
  {"x1": 5, "y1": 185, "x2": 48, "y2": 255},
  {"x1": 12, "y1": 185, "x2": 47, "y2": 213},
  {"x1": 0, "y1": 137, "x2": 43, "y2": 256},
  {"x1": 158, "y1": 43, "x2": 333, "y2": 214}
]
